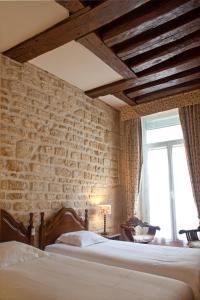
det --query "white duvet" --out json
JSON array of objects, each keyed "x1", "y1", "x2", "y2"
[
  {"x1": 0, "y1": 247, "x2": 194, "y2": 300},
  {"x1": 46, "y1": 240, "x2": 200, "y2": 300}
]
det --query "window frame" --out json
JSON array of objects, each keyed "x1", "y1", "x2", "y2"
[
  {"x1": 142, "y1": 111, "x2": 186, "y2": 241},
  {"x1": 143, "y1": 139, "x2": 184, "y2": 240}
]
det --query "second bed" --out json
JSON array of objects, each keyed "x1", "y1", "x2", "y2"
[{"x1": 40, "y1": 208, "x2": 200, "y2": 300}]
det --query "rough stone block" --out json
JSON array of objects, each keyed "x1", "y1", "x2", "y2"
[
  {"x1": 0, "y1": 146, "x2": 13, "y2": 157},
  {"x1": 55, "y1": 167, "x2": 71, "y2": 177},
  {"x1": 0, "y1": 192, "x2": 5, "y2": 199},
  {"x1": 30, "y1": 182, "x2": 47, "y2": 192},
  {"x1": 13, "y1": 202, "x2": 32, "y2": 211},
  {"x1": 16, "y1": 140, "x2": 36, "y2": 159},
  {"x1": 54, "y1": 147, "x2": 66, "y2": 156},
  {"x1": 51, "y1": 201, "x2": 61, "y2": 210},
  {"x1": 0, "y1": 180, "x2": 27, "y2": 190},
  {"x1": 0, "y1": 201, "x2": 12, "y2": 210},
  {"x1": 6, "y1": 160, "x2": 25, "y2": 172},
  {"x1": 48, "y1": 183, "x2": 63, "y2": 193},
  {"x1": 6, "y1": 193, "x2": 24, "y2": 200},
  {"x1": 35, "y1": 200, "x2": 50, "y2": 210}
]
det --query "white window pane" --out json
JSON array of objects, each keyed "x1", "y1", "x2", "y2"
[
  {"x1": 148, "y1": 148, "x2": 172, "y2": 239},
  {"x1": 146, "y1": 125, "x2": 183, "y2": 144},
  {"x1": 142, "y1": 110, "x2": 198, "y2": 244},
  {"x1": 172, "y1": 145, "x2": 199, "y2": 240}
]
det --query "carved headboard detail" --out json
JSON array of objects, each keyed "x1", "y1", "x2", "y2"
[
  {"x1": 0, "y1": 209, "x2": 34, "y2": 245},
  {"x1": 39, "y1": 207, "x2": 88, "y2": 249}
]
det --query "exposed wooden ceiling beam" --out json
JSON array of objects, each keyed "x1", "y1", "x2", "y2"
[
  {"x1": 77, "y1": 33, "x2": 136, "y2": 78},
  {"x1": 3, "y1": 0, "x2": 151, "y2": 62},
  {"x1": 118, "y1": 16, "x2": 200, "y2": 60},
  {"x1": 127, "y1": 73, "x2": 200, "y2": 98},
  {"x1": 131, "y1": 32, "x2": 200, "y2": 73},
  {"x1": 86, "y1": 79, "x2": 128, "y2": 98},
  {"x1": 83, "y1": 0, "x2": 107, "y2": 8},
  {"x1": 125, "y1": 66, "x2": 200, "y2": 92},
  {"x1": 56, "y1": 0, "x2": 92, "y2": 17},
  {"x1": 56, "y1": 0, "x2": 136, "y2": 78},
  {"x1": 135, "y1": 46, "x2": 200, "y2": 76},
  {"x1": 55, "y1": 0, "x2": 85, "y2": 11},
  {"x1": 113, "y1": 91, "x2": 136, "y2": 106},
  {"x1": 135, "y1": 80, "x2": 200, "y2": 103},
  {"x1": 56, "y1": 0, "x2": 136, "y2": 79},
  {"x1": 86, "y1": 58, "x2": 200, "y2": 97},
  {"x1": 102, "y1": 0, "x2": 198, "y2": 47}
]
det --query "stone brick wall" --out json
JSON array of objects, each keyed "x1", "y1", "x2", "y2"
[{"x1": 0, "y1": 55, "x2": 122, "y2": 233}]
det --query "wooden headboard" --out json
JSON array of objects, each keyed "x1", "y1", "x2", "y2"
[
  {"x1": 0, "y1": 209, "x2": 34, "y2": 245},
  {"x1": 39, "y1": 207, "x2": 88, "y2": 249}
]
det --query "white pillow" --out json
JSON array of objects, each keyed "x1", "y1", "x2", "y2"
[
  {"x1": 0, "y1": 241, "x2": 47, "y2": 268},
  {"x1": 57, "y1": 230, "x2": 107, "y2": 247}
]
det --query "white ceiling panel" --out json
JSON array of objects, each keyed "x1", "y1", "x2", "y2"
[
  {"x1": 30, "y1": 41, "x2": 123, "y2": 91},
  {"x1": 0, "y1": 1, "x2": 125, "y2": 109},
  {"x1": 0, "y1": 1, "x2": 68, "y2": 52},
  {"x1": 100, "y1": 95, "x2": 126, "y2": 110}
]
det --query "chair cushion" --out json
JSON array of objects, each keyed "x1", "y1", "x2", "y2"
[
  {"x1": 188, "y1": 241, "x2": 200, "y2": 248},
  {"x1": 133, "y1": 235, "x2": 154, "y2": 243}
]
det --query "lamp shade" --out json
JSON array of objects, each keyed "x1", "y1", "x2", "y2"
[{"x1": 99, "y1": 204, "x2": 111, "y2": 215}]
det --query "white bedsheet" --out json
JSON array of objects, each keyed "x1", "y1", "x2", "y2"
[
  {"x1": 0, "y1": 250, "x2": 194, "y2": 300},
  {"x1": 46, "y1": 240, "x2": 200, "y2": 300}
]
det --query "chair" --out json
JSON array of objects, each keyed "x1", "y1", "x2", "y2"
[
  {"x1": 179, "y1": 227, "x2": 200, "y2": 248},
  {"x1": 121, "y1": 217, "x2": 160, "y2": 244}
]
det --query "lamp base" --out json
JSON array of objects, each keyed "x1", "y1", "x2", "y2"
[{"x1": 101, "y1": 231, "x2": 109, "y2": 236}]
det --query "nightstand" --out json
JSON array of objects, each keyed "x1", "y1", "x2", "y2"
[{"x1": 101, "y1": 233, "x2": 120, "y2": 240}]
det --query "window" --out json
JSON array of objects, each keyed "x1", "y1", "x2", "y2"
[{"x1": 141, "y1": 109, "x2": 198, "y2": 241}]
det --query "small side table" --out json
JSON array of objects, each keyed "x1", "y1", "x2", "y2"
[{"x1": 101, "y1": 233, "x2": 120, "y2": 240}]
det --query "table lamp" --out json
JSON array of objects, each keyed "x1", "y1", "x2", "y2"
[{"x1": 99, "y1": 204, "x2": 111, "y2": 235}]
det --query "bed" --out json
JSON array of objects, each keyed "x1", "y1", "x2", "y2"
[
  {"x1": 0, "y1": 209, "x2": 194, "y2": 300},
  {"x1": 39, "y1": 208, "x2": 200, "y2": 300},
  {"x1": 1, "y1": 241, "x2": 195, "y2": 300}
]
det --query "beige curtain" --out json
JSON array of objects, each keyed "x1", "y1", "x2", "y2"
[
  {"x1": 179, "y1": 104, "x2": 200, "y2": 222},
  {"x1": 121, "y1": 118, "x2": 142, "y2": 220}
]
